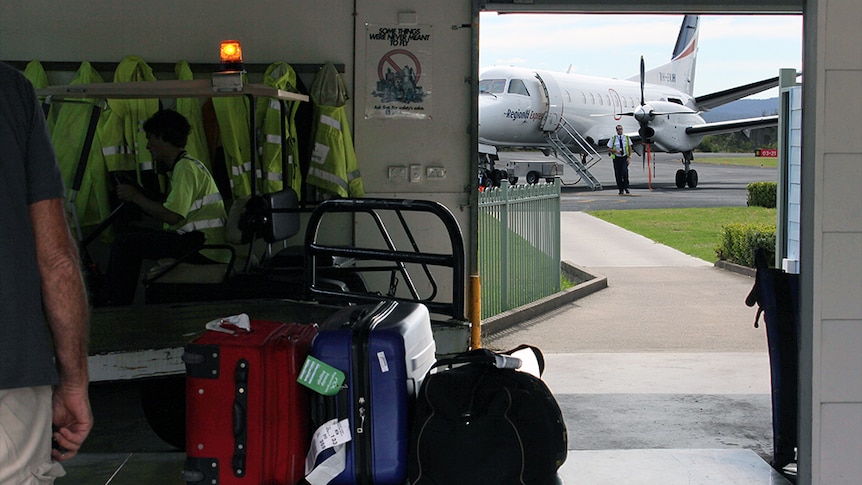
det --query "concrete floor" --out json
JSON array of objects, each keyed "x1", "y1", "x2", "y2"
[{"x1": 58, "y1": 212, "x2": 795, "y2": 484}]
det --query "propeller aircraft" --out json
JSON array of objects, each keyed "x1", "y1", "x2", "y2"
[{"x1": 478, "y1": 15, "x2": 785, "y2": 190}]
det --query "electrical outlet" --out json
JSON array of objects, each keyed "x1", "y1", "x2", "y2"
[
  {"x1": 426, "y1": 166, "x2": 447, "y2": 179},
  {"x1": 409, "y1": 164, "x2": 422, "y2": 183},
  {"x1": 388, "y1": 165, "x2": 407, "y2": 181}
]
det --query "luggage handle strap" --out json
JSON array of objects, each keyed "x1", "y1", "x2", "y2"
[{"x1": 432, "y1": 345, "x2": 545, "y2": 376}]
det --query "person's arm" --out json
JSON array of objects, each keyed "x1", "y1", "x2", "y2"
[
  {"x1": 29, "y1": 198, "x2": 93, "y2": 461},
  {"x1": 116, "y1": 183, "x2": 183, "y2": 226}
]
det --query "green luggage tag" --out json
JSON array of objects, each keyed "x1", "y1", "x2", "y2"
[{"x1": 298, "y1": 356, "x2": 345, "y2": 396}]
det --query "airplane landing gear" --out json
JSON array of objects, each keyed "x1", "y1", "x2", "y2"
[
  {"x1": 686, "y1": 169, "x2": 698, "y2": 188},
  {"x1": 675, "y1": 150, "x2": 698, "y2": 188},
  {"x1": 675, "y1": 169, "x2": 686, "y2": 188},
  {"x1": 675, "y1": 168, "x2": 698, "y2": 188}
]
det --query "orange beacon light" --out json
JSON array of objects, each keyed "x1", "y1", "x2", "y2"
[{"x1": 219, "y1": 40, "x2": 243, "y2": 70}]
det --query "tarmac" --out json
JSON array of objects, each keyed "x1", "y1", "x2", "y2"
[
  {"x1": 484, "y1": 211, "x2": 791, "y2": 484},
  {"x1": 61, "y1": 210, "x2": 792, "y2": 484}
]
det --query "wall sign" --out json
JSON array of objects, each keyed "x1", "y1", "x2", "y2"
[{"x1": 365, "y1": 24, "x2": 433, "y2": 119}]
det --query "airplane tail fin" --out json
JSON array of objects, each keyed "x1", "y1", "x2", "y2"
[{"x1": 629, "y1": 15, "x2": 699, "y2": 97}]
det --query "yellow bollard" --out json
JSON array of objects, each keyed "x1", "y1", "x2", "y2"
[{"x1": 469, "y1": 274, "x2": 481, "y2": 349}]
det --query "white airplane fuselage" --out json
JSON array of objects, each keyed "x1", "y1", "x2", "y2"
[{"x1": 478, "y1": 66, "x2": 707, "y2": 154}]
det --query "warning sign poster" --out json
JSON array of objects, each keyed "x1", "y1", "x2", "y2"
[{"x1": 365, "y1": 24, "x2": 432, "y2": 120}]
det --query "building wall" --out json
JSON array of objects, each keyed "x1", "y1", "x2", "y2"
[
  {"x1": 0, "y1": 0, "x2": 474, "y2": 299},
  {"x1": 803, "y1": 1, "x2": 862, "y2": 483}
]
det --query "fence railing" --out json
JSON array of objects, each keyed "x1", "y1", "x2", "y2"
[{"x1": 478, "y1": 179, "x2": 561, "y2": 319}]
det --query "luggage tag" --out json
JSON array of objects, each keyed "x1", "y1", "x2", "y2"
[
  {"x1": 298, "y1": 356, "x2": 346, "y2": 396},
  {"x1": 305, "y1": 419, "x2": 351, "y2": 485}
]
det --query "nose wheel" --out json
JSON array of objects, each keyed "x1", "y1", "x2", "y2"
[{"x1": 675, "y1": 169, "x2": 698, "y2": 188}]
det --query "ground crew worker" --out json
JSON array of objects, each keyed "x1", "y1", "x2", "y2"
[
  {"x1": 607, "y1": 124, "x2": 631, "y2": 195},
  {"x1": 98, "y1": 110, "x2": 230, "y2": 305}
]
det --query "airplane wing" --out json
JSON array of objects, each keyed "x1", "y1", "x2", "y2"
[
  {"x1": 694, "y1": 76, "x2": 784, "y2": 110},
  {"x1": 684, "y1": 115, "x2": 778, "y2": 136}
]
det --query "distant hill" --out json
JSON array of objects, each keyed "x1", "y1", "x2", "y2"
[{"x1": 701, "y1": 98, "x2": 779, "y2": 122}]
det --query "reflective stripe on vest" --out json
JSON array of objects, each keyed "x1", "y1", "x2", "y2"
[
  {"x1": 176, "y1": 217, "x2": 225, "y2": 234},
  {"x1": 308, "y1": 166, "x2": 349, "y2": 192},
  {"x1": 320, "y1": 115, "x2": 341, "y2": 131}
]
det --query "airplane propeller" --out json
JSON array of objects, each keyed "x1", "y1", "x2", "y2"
[{"x1": 637, "y1": 56, "x2": 652, "y2": 171}]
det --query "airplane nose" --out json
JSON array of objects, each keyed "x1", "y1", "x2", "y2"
[{"x1": 478, "y1": 95, "x2": 503, "y2": 141}]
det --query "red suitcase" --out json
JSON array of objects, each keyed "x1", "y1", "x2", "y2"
[{"x1": 182, "y1": 319, "x2": 317, "y2": 484}]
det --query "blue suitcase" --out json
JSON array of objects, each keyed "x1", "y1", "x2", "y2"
[{"x1": 306, "y1": 301, "x2": 435, "y2": 485}]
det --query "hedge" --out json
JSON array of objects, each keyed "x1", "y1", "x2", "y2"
[{"x1": 715, "y1": 222, "x2": 776, "y2": 267}]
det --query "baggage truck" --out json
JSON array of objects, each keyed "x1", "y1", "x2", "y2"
[{"x1": 505, "y1": 158, "x2": 564, "y2": 184}]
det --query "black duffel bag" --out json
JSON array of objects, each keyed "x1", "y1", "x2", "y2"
[{"x1": 408, "y1": 345, "x2": 567, "y2": 484}]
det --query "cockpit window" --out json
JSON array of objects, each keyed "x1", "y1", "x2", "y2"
[
  {"x1": 479, "y1": 79, "x2": 506, "y2": 94},
  {"x1": 507, "y1": 79, "x2": 530, "y2": 96}
]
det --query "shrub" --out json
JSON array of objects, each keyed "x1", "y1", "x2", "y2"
[
  {"x1": 747, "y1": 182, "x2": 777, "y2": 208},
  {"x1": 715, "y1": 222, "x2": 776, "y2": 267}
]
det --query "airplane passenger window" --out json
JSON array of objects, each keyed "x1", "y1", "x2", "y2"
[
  {"x1": 590, "y1": 93, "x2": 595, "y2": 104},
  {"x1": 565, "y1": 90, "x2": 571, "y2": 103},
  {"x1": 597, "y1": 93, "x2": 603, "y2": 105},
  {"x1": 507, "y1": 79, "x2": 529, "y2": 96},
  {"x1": 479, "y1": 79, "x2": 506, "y2": 94},
  {"x1": 580, "y1": 92, "x2": 587, "y2": 104}
]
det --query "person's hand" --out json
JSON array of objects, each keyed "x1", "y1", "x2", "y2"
[
  {"x1": 116, "y1": 183, "x2": 143, "y2": 204},
  {"x1": 51, "y1": 384, "x2": 93, "y2": 462}
]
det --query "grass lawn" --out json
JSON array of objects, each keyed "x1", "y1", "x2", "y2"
[
  {"x1": 692, "y1": 155, "x2": 777, "y2": 168},
  {"x1": 587, "y1": 206, "x2": 777, "y2": 262}
]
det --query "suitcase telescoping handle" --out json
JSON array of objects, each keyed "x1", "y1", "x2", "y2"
[{"x1": 232, "y1": 359, "x2": 249, "y2": 478}]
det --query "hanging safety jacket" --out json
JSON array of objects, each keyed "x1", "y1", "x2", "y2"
[
  {"x1": 99, "y1": 56, "x2": 160, "y2": 187},
  {"x1": 256, "y1": 62, "x2": 302, "y2": 196},
  {"x1": 23, "y1": 60, "x2": 49, "y2": 89},
  {"x1": 212, "y1": 75, "x2": 254, "y2": 198},
  {"x1": 23, "y1": 60, "x2": 58, "y2": 131},
  {"x1": 174, "y1": 61, "x2": 212, "y2": 172},
  {"x1": 49, "y1": 62, "x2": 113, "y2": 236},
  {"x1": 164, "y1": 154, "x2": 230, "y2": 263},
  {"x1": 307, "y1": 63, "x2": 364, "y2": 198}
]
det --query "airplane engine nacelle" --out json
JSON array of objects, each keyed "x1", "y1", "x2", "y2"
[
  {"x1": 638, "y1": 126, "x2": 655, "y2": 141},
  {"x1": 649, "y1": 112, "x2": 706, "y2": 152}
]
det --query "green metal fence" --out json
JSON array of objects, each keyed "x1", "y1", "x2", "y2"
[{"x1": 478, "y1": 179, "x2": 561, "y2": 319}]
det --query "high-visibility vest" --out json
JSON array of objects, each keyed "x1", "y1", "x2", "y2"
[
  {"x1": 307, "y1": 63, "x2": 364, "y2": 198},
  {"x1": 608, "y1": 134, "x2": 631, "y2": 159},
  {"x1": 257, "y1": 62, "x2": 302, "y2": 195},
  {"x1": 174, "y1": 61, "x2": 212, "y2": 172},
  {"x1": 163, "y1": 154, "x2": 230, "y2": 263},
  {"x1": 99, "y1": 56, "x2": 159, "y2": 184},
  {"x1": 49, "y1": 62, "x2": 113, "y2": 235},
  {"x1": 212, "y1": 75, "x2": 254, "y2": 198}
]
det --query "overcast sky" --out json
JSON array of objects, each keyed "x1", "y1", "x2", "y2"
[{"x1": 479, "y1": 13, "x2": 802, "y2": 99}]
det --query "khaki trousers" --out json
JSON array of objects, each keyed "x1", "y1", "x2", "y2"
[{"x1": 0, "y1": 386, "x2": 66, "y2": 484}]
